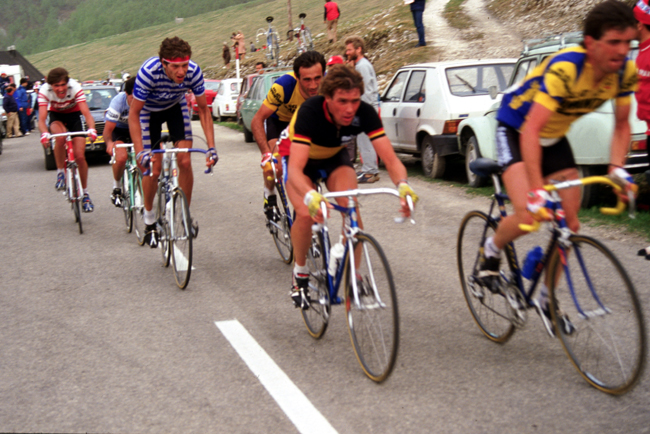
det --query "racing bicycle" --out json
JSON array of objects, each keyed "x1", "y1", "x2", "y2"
[
  {"x1": 301, "y1": 186, "x2": 414, "y2": 382},
  {"x1": 293, "y1": 13, "x2": 313, "y2": 54},
  {"x1": 49, "y1": 131, "x2": 90, "y2": 234},
  {"x1": 264, "y1": 154, "x2": 293, "y2": 263},
  {"x1": 110, "y1": 143, "x2": 146, "y2": 244},
  {"x1": 256, "y1": 16, "x2": 281, "y2": 65},
  {"x1": 457, "y1": 158, "x2": 646, "y2": 395}
]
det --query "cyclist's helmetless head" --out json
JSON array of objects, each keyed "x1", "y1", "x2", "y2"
[
  {"x1": 320, "y1": 64, "x2": 363, "y2": 127},
  {"x1": 47, "y1": 67, "x2": 70, "y2": 98},
  {"x1": 159, "y1": 36, "x2": 192, "y2": 84},
  {"x1": 294, "y1": 51, "x2": 325, "y2": 99}
]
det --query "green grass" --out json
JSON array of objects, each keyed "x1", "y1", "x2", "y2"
[
  {"x1": 443, "y1": 0, "x2": 472, "y2": 30},
  {"x1": 215, "y1": 121, "x2": 243, "y2": 132}
]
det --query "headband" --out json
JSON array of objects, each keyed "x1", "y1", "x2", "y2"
[{"x1": 163, "y1": 56, "x2": 190, "y2": 64}]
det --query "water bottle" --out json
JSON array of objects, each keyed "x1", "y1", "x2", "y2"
[
  {"x1": 328, "y1": 238, "x2": 345, "y2": 276},
  {"x1": 522, "y1": 246, "x2": 543, "y2": 279}
]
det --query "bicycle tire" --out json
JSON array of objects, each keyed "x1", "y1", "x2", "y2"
[
  {"x1": 302, "y1": 27, "x2": 313, "y2": 50},
  {"x1": 132, "y1": 171, "x2": 146, "y2": 245},
  {"x1": 122, "y1": 168, "x2": 133, "y2": 233},
  {"x1": 345, "y1": 232, "x2": 398, "y2": 382},
  {"x1": 156, "y1": 182, "x2": 171, "y2": 267},
  {"x1": 301, "y1": 230, "x2": 330, "y2": 339},
  {"x1": 171, "y1": 188, "x2": 192, "y2": 289},
  {"x1": 69, "y1": 166, "x2": 83, "y2": 234},
  {"x1": 457, "y1": 211, "x2": 515, "y2": 343},
  {"x1": 271, "y1": 194, "x2": 293, "y2": 264},
  {"x1": 548, "y1": 235, "x2": 646, "y2": 395}
]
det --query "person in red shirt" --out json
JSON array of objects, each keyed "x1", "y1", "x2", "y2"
[{"x1": 323, "y1": 0, "x2": 340, "y2": 44}]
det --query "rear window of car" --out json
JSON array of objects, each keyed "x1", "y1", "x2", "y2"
[
  {"x1": 445, "y1": 64, "x2": 515, "y2": 96},
  {"x1": 205, "y1": 81, "x2": 220, "y2": 91}
]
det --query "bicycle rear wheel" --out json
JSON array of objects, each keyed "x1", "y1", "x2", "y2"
[
  {"x1": 121, "y1": 169, "x2": 133, "y2": 233},
  {"x1": 171, "y1": 188, "x2": 192, "y2": 289},
  {"x1": 68, "y1": 166, "x2": 83, "y2": 234},
  {"x1": 548, "y1": 235, "x2": 646, "y2": 395},
  {"x1": 301, "y1": 231, "x2": 330, "y2": 339},
  {"x1": 457, "y1": 211, "x2": 515, "y2": 343},
  {"x1": 132, "y1": 171, "x2": 146, "y2": 245},
  {"x1": 156, "y1": 182, "x2": 171, "y2": 267},
  {"x1": 271, "y1": 195, "x2": 293, "y2": 264},
  {"x1": 345, "y1": 232, "x2": 398, "y2": 382}
]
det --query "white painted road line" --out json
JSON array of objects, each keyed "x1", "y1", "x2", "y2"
[{"x1": 215, "y1": 320, "x2": 338, "y2": 434}]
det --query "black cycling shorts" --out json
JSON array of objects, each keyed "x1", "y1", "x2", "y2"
[
  {"x1": 112, "y1": 127, "x2": 132, "y2": 143},
  {"x1": 496, "y1": 122, "x2": 576, "y2": 178},
  {"x1": 265, "y1": 116, "x2": 289, "y2": 142},
  {"x1": 141, "y1": 101, "x2": 192, "y2": 150},
  {"x1": 48, "y1": 111, "x2": 83, "y2": 133},
  {"x1": 303, "y1": 149, "x2": 354, "y2": 185}
]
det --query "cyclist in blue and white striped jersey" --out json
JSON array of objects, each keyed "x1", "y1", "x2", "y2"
[{"x1": 129, "y1": 36, "x2": 218, "y2": 248}]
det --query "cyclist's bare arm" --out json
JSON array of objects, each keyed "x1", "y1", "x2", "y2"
[
  {"x1": 77, "y1": 100, "x2": 95, "y2": 131},
  {"x1": 251, "y1": 104, "x2": 277, "y2": 154},
  {"x1": 519, "y1": 102, "x2": 553, "y2": 190},
  {"x1": 609, "y1": 102, "x2": 631, "y2": 170},
  {"x1": 128, "y1": 99, "x2": 146, "y2": 155},
  {"x1": 286, "y1": 142, "x2": 314, "y2": 199},
  {"x1": 371, "y1": 136, "x2": 408, "y2": 184},
  {"x1": 194, "y1": 93, "x2": 216, "y2": 148},
  {"x1": 37, "y1": 106, "x2": 48, "y2": 134},
  {"x1": 103, "y1": 120, "x2": 117, "y2": 154}
]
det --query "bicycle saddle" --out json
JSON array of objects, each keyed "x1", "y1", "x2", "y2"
[
  {"x1": 299, "y1": 13, "x2": 306, "y2": 19},
  {"x1": 266, "y1": 16, "x2": 274, "y2": 23},
  {"x1": 469, "y1": 158, "x2": 502, "y2": 177}
]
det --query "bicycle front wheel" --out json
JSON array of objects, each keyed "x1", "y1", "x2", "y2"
[
  {"x1": 457, "y1": 211, "x2": 515, "y2": 343},
  {"x1": 132, "y1": 172, "x2": 146, "y2": 245},
  {"x1": 301, "y1": 231, "x2": 330, "y2": 339},
  {"x1": 121, "y1": 169, "x2": 133, "y2": 233},
  {"x1": 345, "y1": 232, "x2": 398, "y2": 382},
  {"x1": 69, "y1": 166, "x2": 83, "y2": 234},
  {"x1": 548, "y1": 235, "x2": 646, "y2": 395},
  {"x1": 271, "y1": 197, "x2": 293, "y2": 264},
  {"x1": 156, "y1": 182, "x2": 171, "y2": 267},
  {"x1": 171, "y1": 188, "x2": 192, "y2": 289}
]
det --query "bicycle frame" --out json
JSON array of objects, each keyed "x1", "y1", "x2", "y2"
[
  {"x1": 269, "y1": 156, "x2": 293, "y2": 228},
  {"x1": 111, "y1": 143, "x2": 138, "y2": 211},
  {"x1": 50, "y1": 131, "x2": 88, "y2": 202}
]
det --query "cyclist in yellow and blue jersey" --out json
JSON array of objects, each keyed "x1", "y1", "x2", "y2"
[
  {"x1": 251, "y1": 51, "x2": 325, "y2": 222},
  {"x1": 477, "y1": 0, "x2": 638, "y2": 337}
]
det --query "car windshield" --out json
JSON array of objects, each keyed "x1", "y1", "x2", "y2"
[
  {"x1": 205, "y1": 81, "x2": 220, "y2": 91},
  {"x1": 83, "y1": 88, "x2": 117, "y2": 110},
  {"x1": 445, "y1": 63, "x2": 515, "y2": 96}
]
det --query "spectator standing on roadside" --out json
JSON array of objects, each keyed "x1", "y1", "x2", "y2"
[
  {"x1": 633, "y1": 0, "x2": 650, "y2": 259},
  {"x1": 14, "y1": 78, "x2": 31, "y2": 136},
  {"x1": 409, "y1": 0, "x2": 426, "y2": 47},
  {"x1": 223, "y1": 42, "x2": 231, "y2": 68},
  {"x1": 324, "y1": 0, "x2": 340, "y2": 44},
  {"x1": 233, "y1": 31, "x2": 246, "y2": 60},
  {"x1": 0, "y1": 72, "x2": 11, "y2": 96},
  {"x1": 345, "y1": 36, "x2": 380, "y2": 183},
  {"x1": 255, "y1": 62, "x2": 266, "y2": 74},
  {"x1": 3, "y1": 85, "x2": 21, "y2": 138}
]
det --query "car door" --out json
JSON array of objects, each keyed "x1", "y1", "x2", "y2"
[
  {"x1": 396, "y1": 69, "x2": 427, "y2": 152},
  {"x1": 380, "y1": 70, "x2": 410, "y2": 149}
]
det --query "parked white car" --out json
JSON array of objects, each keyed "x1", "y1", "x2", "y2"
[
  {"x1": 212, "y1": 78, "x2": 242, "y2": 122},
  {"x1": 380, "y1": 59, "x2": 516, "y2": 177},
  {"x1": 456, "y1": 33, "x2": 647, "y2": 207}
]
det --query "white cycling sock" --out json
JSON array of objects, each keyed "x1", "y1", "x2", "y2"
[
  {"x1": 83, "y1": 188, "x2": 89, "y2": 195},
  {"x1": 484, "y1": 237, "x2": 501, "y2": 259},
  {"x1": 113, "y1": 179, "x2": 120, "y2": 189},
  {"x1": 144, "y1": 209, "x2": 156, "y2": 225},
  {"x1": 57, "y1": 168, "x2": 64, "y2": 175},
  {"x1": 294, "y1": 263, "x2": 309, "y2": 278},
  {"x1": 264, "y1": 186, "x2": 275, "y2": 198}
]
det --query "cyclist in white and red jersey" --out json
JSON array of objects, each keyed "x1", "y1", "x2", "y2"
[
  {"x1": 129, "y1": 36, "x2": 218, "y2": 248},
  {"x1": 38, "y1": 67, "x2": 98, "y2": 212}
]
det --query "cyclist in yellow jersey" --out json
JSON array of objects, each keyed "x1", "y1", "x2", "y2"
[
  {"x1": 477, "y1": 0, "x2": 638, "y2": 336},
  {"x1": 251, "y1": 51, "x2": 325, "y2": 221}
]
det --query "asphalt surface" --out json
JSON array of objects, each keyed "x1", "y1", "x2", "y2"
[{"x1": 0, "y1": 126, "x2": 649, "y2": 433}]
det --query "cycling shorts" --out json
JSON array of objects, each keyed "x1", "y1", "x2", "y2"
[
  {"x1": 496, "y1": 122, "x2": 576, "y2": 178},
  {"x1": 303, "y1": 149, "x2": 353, "y2": 185},
  {"x1": 140, "y1": 98, "x2": 192, "y2": 150},
  {"x1": 48, "y1": 111, "x2": 83, "y2": 133},
  {"x1": 112, "y1": 127, "x2": 132, "y2": 143},
  {"x1": 265, "y1": 116, "x2": 289, "y2": 142}
]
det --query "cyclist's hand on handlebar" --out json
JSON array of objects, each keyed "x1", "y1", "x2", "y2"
[
  {"x1": 609, "y1": 167, "x2": 638, "y2": 200},
  {"x1": 87, "y1": 128, "x2": 98, "y2": 142},
  {"x1": 304, "y1": 190, "x2": 330, "y2": 222},
  {"x1": 397, "y1": 182, "x2": 418, "y2": 216},
  {"x1": 260, "y1": 152, "x2": 273, "y2": 168},
  {"x1": 526, "y1": 189, "x2": 553, "y2": 221},
  {"x1": 137, "y1": 150, "x2": 152, "y2": 176},
  {"x1": 206, "y1": 147, "x2": 219, "y2": 171},
  {"x1": 40, "y1": 132, "x2": 51, "y2": 147}
]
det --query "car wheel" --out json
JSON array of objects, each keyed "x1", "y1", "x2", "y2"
[
  {"x1": 422, "y1": 136, "x2": 445, "y2": 178},
  {"x1": 243, "y1": 123, "x2": 254, "y2": 143},
  {"x1": 465, "y1": 135, "x2": 488, "y2": 188},
  {"x1": 578, "y1": 165, "x2": 607, "y2": 208},
  {"x1": 44, "y1": 146, "x2": 56, "y2": 170}
]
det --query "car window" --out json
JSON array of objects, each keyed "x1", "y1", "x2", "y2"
[
  {"x1": 204, "y1": 81, "x2": 220, "y2": 91},
  {"x1": 384, "y1": 71, "x2": 409, "y2": 102},
  {"x1": 445, "y1": 63, "x2": 515, "y2": 96},
  {"x1": 230, "y1": 82, "x2": 239, "y2": 93},
  {"x1": 83, "y1": 88, "x2": 117, "y2": 110},
  {"x1": 404, "y1": 70, "x2": 426, "y2": 102},
  {"x1": 218, "y1": 83, "x2": 225, "y2": 96}
]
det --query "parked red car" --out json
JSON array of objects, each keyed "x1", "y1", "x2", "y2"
[{"x1": 185, "y1": 79, "x2": 220, "y2": 120}]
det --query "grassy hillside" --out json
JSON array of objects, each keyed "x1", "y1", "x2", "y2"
[{"x1": 27, "y1": 0, "x2": 435, "y2": 83}]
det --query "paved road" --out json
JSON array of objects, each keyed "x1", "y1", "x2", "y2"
[{"x1": 1, "y1": 127, "x2": 649, "y2": 433}]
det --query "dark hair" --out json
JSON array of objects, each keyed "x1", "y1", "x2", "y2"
[
  {"x1": 344, "y1": 36, "x2": 365, "y2": 54},
  {"x1": 20, "y1": 77, "x2": 28, "y2": 85},
  {"x1": 256, "y1": 61, "x2": 266, "y2": 68},
  {"x1": 46, "y1": 67, "x2": 69, "y2": 85},
  {"x1": 293, "y1": 51, "x2": 325, "y2": 78},
  {"x1": 159, "y1": 36, "x2": 192, "y2": 62},
  {"x1": 124, "y1": 76, "x2": 136, "y2": 95},
  {"x1": 320, "y1": 64, "x2": 364, "y2": 98},
  {"x1": 583, "y1": 0, "x2": 636, "y2": 41}
]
